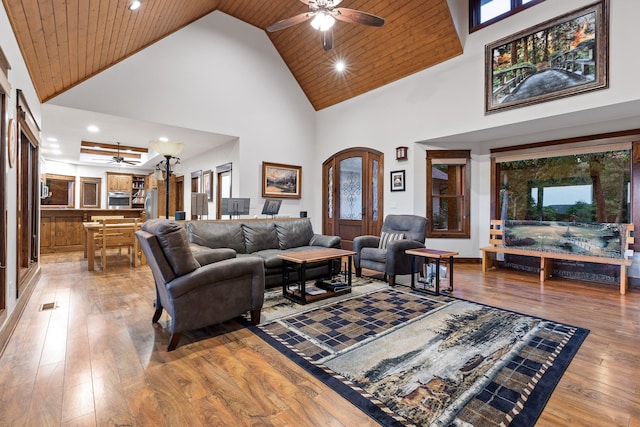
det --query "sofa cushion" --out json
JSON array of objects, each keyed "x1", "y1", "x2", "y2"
[
  {"x1": 242, "y1": 222, "x2": 279, "y2": 253},
  {"x1": 275, "y1": 219, "x2": 314, "y2": 250},
  {"x1": 361, "y1": 247, "x2": 387, "y2": 263},
  {"x1": 187, "y1": 221, "x2": 246, "y2": 254},
  {"x1": 143, "y1": 219, "x2": 200, "y2": 276}
]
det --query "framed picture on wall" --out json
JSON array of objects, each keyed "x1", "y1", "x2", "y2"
[
  {"x1": 390, "y1": 170, "x2": 405, "y2": 192},
  {"x1": 485, "y1": 0, "x2": 609, "y2": 113},
  {"x1": 262, "y1": 162, "x2": 302, "y2": 199},
  {"x1": 203, "y1": 170, "x2": 213, "y2": 201}
]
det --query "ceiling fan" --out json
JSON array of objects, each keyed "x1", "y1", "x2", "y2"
[
  {"x1": 110, "y1": 142, "x2": 139, "y2": 165},
  {"x1": 267, "y1": 0, "x2": 385, "y2": 51},
  {"x1": 93, "y1": 142, "x2": 140, "y2": 165}
]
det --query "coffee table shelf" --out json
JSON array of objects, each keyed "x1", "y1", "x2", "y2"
[{"x1": 278, "y1": 248, "x2": 355, "y2": 305}]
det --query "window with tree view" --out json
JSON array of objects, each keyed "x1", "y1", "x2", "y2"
[{"x1": 498, "y1": 149, "x2": 630, "y2": 223}]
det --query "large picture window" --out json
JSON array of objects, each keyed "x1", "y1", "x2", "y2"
[
  {"x1": 496, "y1": 148, "x2": 630, "y2": 223},
  {"x1": 426, "y1": 150, "x2": 471, "y2": 238}
]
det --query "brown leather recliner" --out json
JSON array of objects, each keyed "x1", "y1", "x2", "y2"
[{"x1": 136, "y1": 219, "x2": 265, "y2": 351}]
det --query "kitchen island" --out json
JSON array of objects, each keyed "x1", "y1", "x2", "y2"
[{"x1": 40, "y1": 208, "x2": 145, "y2": 253}]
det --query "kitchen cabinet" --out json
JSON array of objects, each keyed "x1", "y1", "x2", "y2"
[{"x1": 106, "y1": 172, "x2": 133, "y2": 192}]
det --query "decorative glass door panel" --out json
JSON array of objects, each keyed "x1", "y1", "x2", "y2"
[{"x1": 339, "y1": 157, "x2": 362, "y2": 220}]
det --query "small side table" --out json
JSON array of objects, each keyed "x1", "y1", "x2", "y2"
[{"x1": 405, "y1": 248, "x2": 459, "y2": 296}]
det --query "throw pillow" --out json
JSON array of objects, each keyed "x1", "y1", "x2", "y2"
[{"x1": 378, "y1": 231, "x2": 405, "y2": 249}]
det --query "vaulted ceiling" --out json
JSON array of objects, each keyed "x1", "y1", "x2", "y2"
[{"x1": 2, "y1": 0, "x2": 462, "y2": 111}]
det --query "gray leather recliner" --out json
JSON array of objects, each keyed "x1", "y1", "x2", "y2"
[
  {"x1": 353, "y1": 214, "x2": 428, "y2": 286},
  {"x1": 136, "y1": 219, "x2": 265, "y2": 351}
]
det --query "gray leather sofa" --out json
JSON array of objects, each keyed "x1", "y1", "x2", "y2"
[{"x1": 186, "y1": 218, "x2": 341, "y2": 287}]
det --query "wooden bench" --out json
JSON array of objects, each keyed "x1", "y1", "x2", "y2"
[{"x1": 481, "y1": 220, "x2": 635, "y2": 294}]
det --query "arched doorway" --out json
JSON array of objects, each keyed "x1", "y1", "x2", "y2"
[{"x1": 323, "y1": 147, "x2": 384, "y2": 250}]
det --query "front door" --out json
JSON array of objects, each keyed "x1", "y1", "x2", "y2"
[{"x1": 323, "y1": 148, "x2": 384, "y2": 250}]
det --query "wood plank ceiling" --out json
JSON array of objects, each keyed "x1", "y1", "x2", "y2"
[{"x1": 2, "y1": 0, "x2": 462, "y2": 111}]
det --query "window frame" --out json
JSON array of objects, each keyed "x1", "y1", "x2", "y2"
[
  {"x1": 469, "y1": 0, "x2": 546, "y2": 33},
  {"x1": 41, "y1": 173, "x2": 75, "y2": 208},
  {"x1": 80, "y1": 177, "x2": 102, "y2": 208},
  {"x1": 426, "y1": 150, "x2": 471, "y2": 239}
]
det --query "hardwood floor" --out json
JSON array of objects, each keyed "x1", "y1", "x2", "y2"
[{"x1": 0, "y1": 252, "x2": 639, "y2": 426}]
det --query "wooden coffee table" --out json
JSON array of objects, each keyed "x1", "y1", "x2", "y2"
[{"x1": 278, "y1": 248, "x2": 356, "y2": 304}]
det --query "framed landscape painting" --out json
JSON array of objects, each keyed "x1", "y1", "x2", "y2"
[
  {"x1": 262, "y1": 162, "x2": 302, "y2": 199},
  {"x1": 485, "y1": 0, "x2": 608, "y2": 113}
]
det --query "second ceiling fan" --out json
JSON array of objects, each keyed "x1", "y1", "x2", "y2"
[{"x1": 267, "y1": 0, "x2": 385, "y2": 51}]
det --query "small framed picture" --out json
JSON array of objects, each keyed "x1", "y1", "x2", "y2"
[{"x1": 390, "y1": 170, "x2": 405, "y2": 192}]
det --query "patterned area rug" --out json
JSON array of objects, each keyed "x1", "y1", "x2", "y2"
[{"x1": 250, "y1": 287, "x2": 589, "y2": 426}]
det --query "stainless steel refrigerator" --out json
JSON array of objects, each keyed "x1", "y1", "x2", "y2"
[{"x1": 144, "y1": 188, "x2": 158, "y2": 219}]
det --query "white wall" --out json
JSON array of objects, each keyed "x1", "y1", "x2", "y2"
[
  {"x1": 50, "y1": 11, "x2": 317, "y2": 225},
  {"x1": 313, "y1": 0, "x2": 640, "y2": 257},
  {"x1": 0, "y1": 6, "x2": 42, "y2": 331}
]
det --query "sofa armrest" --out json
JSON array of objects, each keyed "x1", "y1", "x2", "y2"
[
  {"x1": 166, "y1": 257, "x2": 264, "y2": 299},
  {"x1": 353, "y1": 236, "x2": 380, "y2": 268},
  {"x1": 310, "y1": 234, "x2": 341, "y2": 248},
  {"x1": 386, "y1": 239, "x2": 426, "y2": 274},
  {"x1": 191, "y1": 246, "x2": 237, "y2": 266}
]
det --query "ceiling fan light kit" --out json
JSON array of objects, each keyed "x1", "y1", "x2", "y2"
[
  {"x1": 267, "y1": 0, "x2": 384, "y2": 51},
  {"x1": 310, "y1": 12, "x2": 335, "y2": 31}
]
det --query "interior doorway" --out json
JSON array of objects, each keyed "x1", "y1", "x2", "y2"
[
  {"x1": 216, "y1": 163, "x2": 232, "y2": 219},
  {"x1": 175, "y1": 175, "x2": 184, "y2": 213},
  {"x1": 323, "y1": 147, "x2": 384, "y2": 250}
]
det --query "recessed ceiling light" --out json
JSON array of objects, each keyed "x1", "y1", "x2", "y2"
[
  {"x1": 335, "y1": 60, "x2": 346, "y2": 72},
  {"x1": 87, "y1": 125, "x2": 99, "y2": 133},
  {"x1": 129, "y1": 1, "x2": 141, "y2": 11},
  {"x1": 47, "y1": 137, "x2": 58, "y2": 142}
]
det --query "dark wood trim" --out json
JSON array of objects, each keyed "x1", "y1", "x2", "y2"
[
  {"x1": 16, "y1": 89, "x2": 40, "y2": 145},
  {"x1": 490, "y1": 128, "x2": 640, "y2": 154},
  {"x1": 490, "y1": 157, "x2": 497, "y2": 221},
  {"x1": 632, "y1": 141, "x2": 640, "y2": 252},
  {"x1": 426, "y1": 149, "x2": 471, "y2": 238}
]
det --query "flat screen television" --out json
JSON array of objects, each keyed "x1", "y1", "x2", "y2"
[
  {"x1": 221, "y1": 198, "x2": 250, "y2": 216},
  {"x1": 261, "y1": 199, "x2": 282, "y2": 216}
]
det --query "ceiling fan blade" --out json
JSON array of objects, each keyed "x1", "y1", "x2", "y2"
[
  {"x1": 321, "y1": 28, "x2": 334, "y2": 51},
  {"x1": 307, "y1": 0, "x2": 343, "y2": 5},
  {"x1": 122, "y1": 160, "x2": 139, "y2": 165},
  {"x1": 334, "y1": 8, "x2": 385, "y2": 27},
  {"x1": 267, "y1": 13, "x2": 313, "y2": 32}
]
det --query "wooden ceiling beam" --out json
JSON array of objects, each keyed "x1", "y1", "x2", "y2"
[
  {"x1": 81, "y1": 140, "x2": 148, "y2": 153},
  {"x1": 80, "y1": 148, "x2": 142, "y2": 159}
]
